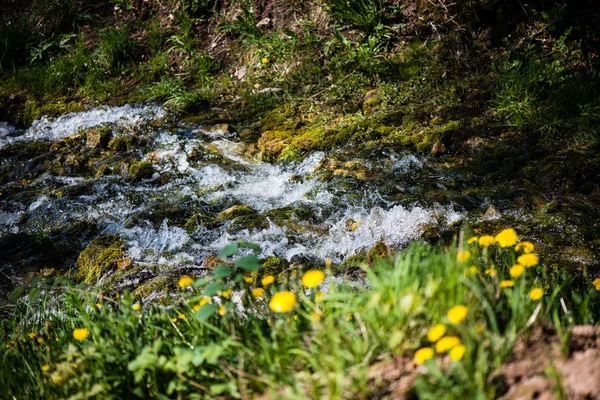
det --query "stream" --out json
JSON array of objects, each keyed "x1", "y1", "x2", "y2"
[{"x1": 0, "y1": 105, "x2": 465, "y2": 297}]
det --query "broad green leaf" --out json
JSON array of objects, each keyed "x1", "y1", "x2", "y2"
[
  {"x1": 235, "y1": 255, "x2": 259, "y2": 271},
  {"x1": 195, "y1": 304, "x2": 218, "y2": 321},
  {"x1": 203, "y1": 282, "x2": 224, "y2": 296},
  {"x1": 213, "y1": 265, "x2": 234, "y2": 278},
  {"x1": 237, "y1": 241, "x2": 261, "y2": 252},
  {"x1": 218, "y1": 243, "x2": 238, "y2": 258},
  {"x1": 10, "y1": 286, "x2": 25, "y2": 301}
]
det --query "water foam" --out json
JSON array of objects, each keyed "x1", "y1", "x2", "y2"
[{"x1": 0, "y1": 105, "x2": 165, "y2": 149}]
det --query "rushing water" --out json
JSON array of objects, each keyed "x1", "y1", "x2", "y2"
[{"x1": 0, "y1": 105, "x2": 463, "y2": 292}]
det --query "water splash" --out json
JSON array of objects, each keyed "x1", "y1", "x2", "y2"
[{"x1": 0, "y1": 104, "x2": 165, "y2": 149}]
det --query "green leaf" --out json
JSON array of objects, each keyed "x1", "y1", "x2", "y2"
[
  {"x1": 28, "y1": 287, "x2": 41, "y2": 302},
  {"x1": 204, "y1": 282, "x2": 224, "y2": 296},
  {"x1": 10, "y1": 286, "x2": 25, "y2": 301},
  {"x1": 235, "y1": 255, "x2": 259, "y2": 271},
  {"x1": 218, "y1": 243, "x2": 238, "y2": 258},
  {"x1": 238, "y1": 241, "x2": 261, "y2": 252},
  {"x1": 192, "y1": 277, "x2": 211, "y2": 287},
  {"x1": 195, "y1": 304, "x2": 218, "y2": 321},
  {"x1": 214, "y1": 265, "x2": 234, "y2": 278}
]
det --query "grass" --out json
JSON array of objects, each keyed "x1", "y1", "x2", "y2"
[{"x1": 2, "y1": 230, "x2": 599, "y2": 398}]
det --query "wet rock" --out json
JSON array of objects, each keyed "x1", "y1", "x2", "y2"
[
  {"x1": 367, "y1": 242, "x2": 389, "y2": 265},
  {"x1": 76, "y1": 235, "x2": 124, "y2": 284},
  {"x1": 108, "y1": 135, "x2": 138, "y2": 152},
  {"x1": 226, "y1": 214, "x2": 269, "y2": 233},
  {"x1": 85, "y1": 126, "x2": 112, "y2": 148},
  {"x1": 128, "y1": 161, "x2": 154, "y2": 180},
  {"x1": 430, "y1": 140, "x2": 447, "y2": 156},
  {"x1": 216, "y1": 205, "x2": 256, "y2": 222}
]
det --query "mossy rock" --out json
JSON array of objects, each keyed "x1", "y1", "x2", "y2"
[
  {"x1": 18, "y1": 100, "x2": 85, "y2": 126},
  {"x1": 226, "y1": 214, "x2": 269, "y2": 234},
  {"x1": 216, "y1": 205, "x2": 256, "y2": 222},
  {"x1": 251, "y1": 257, "x2": 290, "y2": 282},
  {"x1": 76, "y1": 235, "x2": 125, "y2": 285},
  {"x1": 108, "y1": 135, "x2": 138, "y2": 152},
  {"x1": 134, "y1": 275, "x2": 169, "y2": 299},
  {"x1": 128, "y1": 161, "x2": 154, "y2": 180},
  {"x1": 84, "y1": 126, "x2": 113, "y2": 148},
  {"x1": 184, "y1": 212, "x2": 217, "y2": 233},
  {"x1": 366, "y1": 242, "x2": 390, "y2": 265}
]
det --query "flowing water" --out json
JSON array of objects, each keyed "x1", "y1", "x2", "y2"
[{"x1": 0, "y1": 105, "x2": 463, "y2": 295}]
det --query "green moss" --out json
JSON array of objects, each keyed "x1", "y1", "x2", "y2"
[
  {"x1": 216, "y1": 205, "x2": 256, "y2": 222},
  {"x1": 226, "y1": 214, "x2": 269, "y2": 234},
  {"x1": 76, "y1": 235, "x2": 124, "y2": 285},
  {"x1": 108, "y1": 135, "x2": 138, "y2": 152},
  {"x1": 251, "y1": 257, "x2": 290, "y2": 283},
  {"x1": 134, "y1": 276, "x2": 169, "y2": 298},
  {"x1": 128, "y1": 161, "x2": 154, "y2": 180},
  {"x1": 17, "y1": 100, "x2": 85, "y2": 126},
  {"x1": 184, "y1": 212, "x2": 217, "y2": 233}
]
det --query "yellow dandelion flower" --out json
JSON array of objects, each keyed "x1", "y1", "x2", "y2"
[
  {"x1": 517, "y1": 253, "x2": 539, "y2": 268},
  {"x1": 193, "y1": 304, "x2": 201, "y2": 312},
  {"x1": 221, "y1": 288, "x2": 232, "y2": 298},
  {"x1": 177, "y1": 313, "x2": 186, "y2": 320},
  {"x1": 529, "y1": 287, "x2": 544, "y2": 301},
  {"x1": 427, "y1": 324, "x2": 447, "y2": 342},
  {"x1": 95, "y1": 303, "x2": 102, "y2": 309},
  {"x1": 594, "y1": 278, "x2": 600, "y2": 290},
  {"x1": 485, "y1": 268, "x2": 496, "y2": 277},
  {"x1": 171, "y1": 317, "x2": 178, "y2": 323},
  {"x1": 178, "y1": 275, "x2": 193, "y2": 288},
  {"x1": 449, "y1": 344, "x2": 466, "y2": 361},
  {"x1": 509, "y1": 264, "x2": 524, "y2": 278},
  {"x1": 41, "y1": 364, "x2": 50, "y2": 374},
  {"x1": 466, "y1": 265, "x2": 478, "y2": 276},
  {"x1": 456, "y1": 250, "x2": 471, "y2": 263},
  {"x1": 495, "y1": 228, "x2": 518, "y2": 248},
  {"x1": 314, "y1": 291, "x2": 325, "y2": 302},
  {"x1": 252, "y1": 288, "x2": 265, "y2": 298},
  {"x1": 515, "y1": 241, "x2": 535, "y2": 253},
  {"x1": 269, "y1": 291, "x2": 297, "y2": 313},
  {"x1": 435, "y1": 336, "x2": 461, "y2": 353},
  {"x1": 261, "y1": 275, "x2": 275, "y2": 287},
  {"x1": 311, "y1": 311, "x2": 322, "y2": 321},
  {"x1": 243, "y1": 275, "x2": 254, "y2": 284},
  {"x1": 447, "y1": 305, "x2": 468, "y2": 324},
  {"x1": 467, "y1": 236, "x2": 479, "y2": 244},
  {"x1": 72, "y1": 328, "x2": 89, "y2": 342},
  {"x1": 200, "y1": 296, "x2": 211, "y2": 306},
  {"x1": 414, "y1": 347, "x2": 435, "y2": 365},
  {"x1": 500, "y1": 280, "x2": 514, "y2": 288},
  {"x1": 476, "y1": 323, "x2": 484, "y2": 333},
  {"x1": 132, "y1": 303, "x2": 141, "y2": 311},
  {"x1": 302, "y1": 270, "x2": 326, "y2": 288},
  {"x1": 478, "y1": 235, "x2": 496, "y2": 247},
  {"x1": 37, "y1": 338, "x2": 44, "y2": 344},
  {"x1": 346, "y1": 313, "x2": 353, "y2": 321},
  {"x1": 261, "y1": 57, "x2": 269, "y2": 64},
  {"x1": 218, "y1": 305, "x2": 226, "y2": 316},
  {"x1": 28, "y1": 332, "x2": 37, "y2": 339}
]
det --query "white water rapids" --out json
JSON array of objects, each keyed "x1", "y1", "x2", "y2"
[{"x1": 0, "y1": 105, "x2": 463, "y2": 271}]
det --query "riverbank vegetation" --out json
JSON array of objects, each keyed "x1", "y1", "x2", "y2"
[{"x1": 3, "y1": 232, "x2": 600, "y2": 398}]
